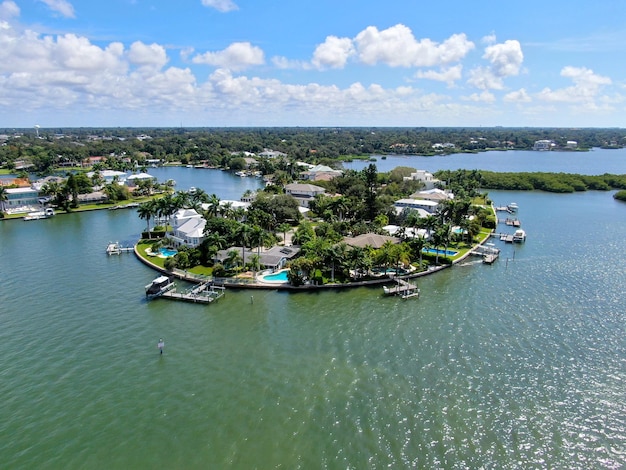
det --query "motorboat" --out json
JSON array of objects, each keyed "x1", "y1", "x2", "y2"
[
  {"x1": 507, "y1": 202, "x2": 519, "y2": 212},
  {"x1": 145, "y1": 275, "x2": 175, "y2": 298},
  {"x1": 23, "y1": 208, "x2": 55, "y2": 221},
  {"x1": 513, "y1": 229, "x2": 526, "y2": 242}
]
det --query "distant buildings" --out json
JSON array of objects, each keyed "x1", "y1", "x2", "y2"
[{"x1": 533, "y1": 140, "x2": 554, "y2": 151}]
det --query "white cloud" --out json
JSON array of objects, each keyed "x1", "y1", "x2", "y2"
[
  {"x1": 415, "y1": 65, "x2": 463, "y2": 86},
  {"x1": 537, "y1": 66, "x2": 611, "y2": 103},
  {"x1": 482, "y1": 33, "x2": 497, "y2": 45},
  {"x1": 462, "y1": 91, "x2": 496, "y2": 103},
  {"x1": 201, "y1": 0, "x2": 238, "y2": 13},
  {"x1": 311, "y1": 35, "x2": 354, "y2": 70},
  {"x1": 467, "y1": 67, "x2": 503, "y2": 90},
  {"x1": 504, "y1": 88, "x2": 532, "y2": 103},
  {"x1": 0, "y1": 0, "x2": 19, "y2": 20},
  {"x1": 354, "y1": 24, "x2": 474, "y2": 67},
  {"x1": 483, "y1": 39, "x2": 523, "y2": 77},
  {"x1": 467, "y1": 39, "x2": 523, "y2": 90},
  {"x1": 127, "y1": 41, "x2": 168, "y2": 70},
  {"x1": 192, "y1": 42, "x2": 264, "y2": 71},
  {"x1": 271, "y1": 55, "x2": 310, "y2": 70},
  {"x1": 39, "y1": 0, "x2": 75, "y2": 19}
]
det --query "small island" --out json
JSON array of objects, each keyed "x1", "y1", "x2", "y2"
[{"x1": 132, "y1": 166, "x2": 499, "y2": 291}]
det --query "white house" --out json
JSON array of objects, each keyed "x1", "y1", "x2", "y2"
[
  {"x1": 86, "y1": 170, "x2": 127, "y2": 185},
  {"x1": 393, "y1": 198, "x2": 440, "y2": 214},
  {"x1": 2, "y1": 187, "x2": 41, "y2": 213},
  {"x1": 409, "y1": 188, "x2": 454, "y2": 202},
  {"x1": 126, "y1": 172, "x2": 156, "y2": 186},
  {"x1": 402, "y1": 170, "x2": 440, "y2": 190},
  {"x1": 170, "y1": 208, "x2": 206, "y2": 247}
]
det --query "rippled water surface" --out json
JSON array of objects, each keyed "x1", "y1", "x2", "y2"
[{"x1": 1, "y1": 161, "x2": 625, "y2": 468}]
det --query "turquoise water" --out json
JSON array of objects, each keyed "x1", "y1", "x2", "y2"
[
  {"x1": 260, "y1": 270, "x2": 289, "y2": 282},
  {"x1": 423, "y1": 247, "x2": 459, "y2": 256},
  {"x1": 1, "y1": 161, "x2": 626, "y2": 468},
  {"x1": 159, "y1": 247, "x2": 178, "y2": 257}
]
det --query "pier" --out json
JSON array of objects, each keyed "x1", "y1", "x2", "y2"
[
  {"x1": 471, "y1": 244, "x2": 501, "y2": 264},
  {"x1": 155, "y1": 280, "x2": 226, "y2": 304},
  {"x1": 383, "y1": 278, "x2": 420, "y2": 299},
  {"x1": 106, "y1": 242, "x2": 134, "y2": 255}
]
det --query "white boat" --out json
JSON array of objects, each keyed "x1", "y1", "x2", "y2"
[
  {"x1": 513, "y1": 229, "x2": 526, "y2": 242},
  {"x1": 145, "y1": 275, "x2": 175, "y2": 298},
  {"x1": 23, "y1": 208, "x2": 55, "y2": 221},
  {"x1": 507, "y1": 202, "x2": 519, "y2": 212},
  {"x1": 235, "y1": 171, "x2": 248, "y2": 177}
]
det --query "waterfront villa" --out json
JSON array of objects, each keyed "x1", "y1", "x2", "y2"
[
  {"x1": 86, "y1": 170, "x2": 127, "y2": 185},
  {"x1": 214, "y1": 245, "x2": 300, "y2": 271},
  {"x1": 170, "y1": 208, "x2": 206, "y2": 247},
  {"x1": 126, "y1": 173, "x2": 157, "y2": 186},
  {"x1": 2, "y1": 187, "x2": 42, "y2": 213},
  {"x1": 343, "y1": 232, "x2": 401, "y2": 249}
]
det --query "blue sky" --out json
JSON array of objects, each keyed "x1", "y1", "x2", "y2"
[{"x1": 1, "y1": 0, "x2": 625, "y2": 128}]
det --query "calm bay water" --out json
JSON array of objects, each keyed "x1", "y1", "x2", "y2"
[{"x1": 1, "y1": 153, "x2": 625, "y2": 469}]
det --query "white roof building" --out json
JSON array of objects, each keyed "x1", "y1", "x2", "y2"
[
  {"x1": 402, "y1": 170, "x2": 441, "y2": 190},
  {"x1": 170, "y1": 208, "x2": 206, "y2": 248}
]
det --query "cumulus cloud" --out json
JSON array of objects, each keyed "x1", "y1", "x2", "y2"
[
  {"x1": 39, "y1": 0, "x2": 75, "y2": 19},
  {"x1": 127, "y1": 41, "x2": 168, "y2": 70},
  {"x1": 467, "y1": 67, "x2": 504, "y2": 90},
  {"x1": 354, "y1": 25, "x2": 474, "y2": 67},
  {"x1": 537, "y1": 66, "x2": 611, "y2": 103},
  {"x1": 312, "y1": 35, "x2": 355, "y2": 69},
  {"x1": 504, "y1": 88, "x2": 532, "y2": 103},
  {"x1": 415, "y1": 65, "x2": 463, "y2": 86},
  {"x1": 192, "y1": 42, "x2": 264, "y2": 71},
  {"x1": 0, "y1": 0, "x2": 19, "y2": 20},
  {"x1": 467, "y1": 39, "x2": 523, "y2": 90},
  {"x1": 483, "y1": 39, "x2": 523, "y2": 77},
  {"x1": 201, "y1": 0, "x2": 238, "y2": 13}
]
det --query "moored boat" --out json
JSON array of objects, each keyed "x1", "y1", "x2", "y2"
[
  {"x1": 513, "y1": 228, "x2": 526, "y2": 242},
  {"x1": 145, "y1": 275, "x2": 175, "y2": 298}
]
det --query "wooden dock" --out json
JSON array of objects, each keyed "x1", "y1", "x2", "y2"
[
  {"x1": 383, "y1": 278, "x2": 420, "y2": 299},
  {"x1": 158, "y1": 281, "x2": 226, "y2": 304}
]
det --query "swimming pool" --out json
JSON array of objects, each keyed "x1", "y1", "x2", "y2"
[
  {"x1": 260, "y1": 270, "x2": 289, "y2": 282},
  {"x1": 159, "y1": 247, "x2": 178, "y2": 257},
  {"x1": 422, "y1": 248, "x2": 459, "y2": 257}
]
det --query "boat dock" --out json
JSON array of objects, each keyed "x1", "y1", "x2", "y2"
[
  {"x1": 157, "y1": 280, "x2": 226, "y2": 304},
  {"x1": 106, "y1": 242, "x2": 134, "y2": 255},
  {"x1": 383, "y1": 278, "x2": 420, "y2": 299},
  {"x1": 471, "y1": 244, "x2": 501, "y2": 264}
]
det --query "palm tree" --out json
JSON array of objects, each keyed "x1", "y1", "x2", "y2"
[
  {"x1": 205, "y1": 193, "x2": 221, "y2": 218},
  {"x1": 277, "y1": 223, "x2": 291, "y2": 246},
  {"x1": 225, "y1": 249, "x2": 242, "y2": 271},
  {"x1": 137, "y1": 200, "x2": 156, "y2": 237},
  {"x1": 0, "y1": 186, "x2": 7, "y2": 214},
  {"x1": 409, "y1": 235, "x2": 426, "y2": 269},
  {"x1": 236, "y1": 224, "x2": 252, "y2": 268}
]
